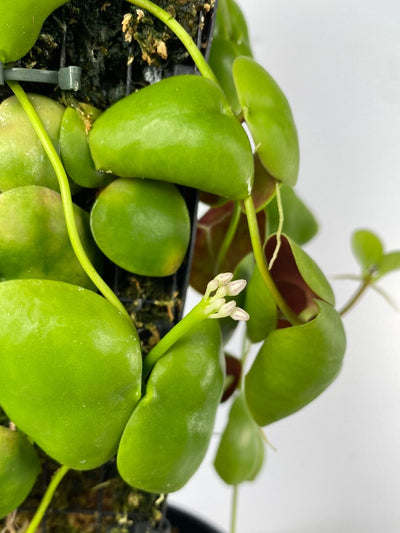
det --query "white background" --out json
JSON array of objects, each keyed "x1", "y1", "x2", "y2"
[{"x1": 170, "y1": 1, "x2": 400, "y2": 532}]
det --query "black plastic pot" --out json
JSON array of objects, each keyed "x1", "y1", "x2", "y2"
[
  {"x1": 130, "y1": 506, "x2": 224, "y2": 533},
  {"x1": 167, "y1": 506, "x2": 224, "y2": 533}
]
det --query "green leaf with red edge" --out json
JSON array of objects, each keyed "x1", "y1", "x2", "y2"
[
  {"x1": 245, "y1": 233, "x2": 334, "y2": 342},
  {"x1": 189, "y1": 202, "x2": 265, "y2": 294}
]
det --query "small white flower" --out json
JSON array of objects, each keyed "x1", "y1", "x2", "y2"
[
  {"x1": 230, "y1": 307, "x2": 250, "y2": 321},
  {"x1": 226, "y1": 279, "x2": 247, "y2": 296},
  {"x1": 203, "y1": 273, "x2": 249, "y2": 322}
]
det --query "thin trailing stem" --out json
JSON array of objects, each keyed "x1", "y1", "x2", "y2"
[
  {"x1": 215, "y1": 201, "x2": 241, "y2": 275},
  {"x1": 125, "y1": 0, "x2": 219, "y2": 84},
  {"x1": 339, "y1": 276, "x2": 372, "y2": 316},
  {"x1": 143, "y1": 299, "x2": 208, "y2": 378},
  {"x1": 25, "y1": 465, "x2": 70, "y2": 533},
  {"x1": 7, "y1": 81, "x2": 130, "y2": 321},
  {"x1": 243, "y1": 195, "x2": 303, "y2": 326},
  {"x1": 230, "y1": 485, "x2": 239, "y2": 533}
]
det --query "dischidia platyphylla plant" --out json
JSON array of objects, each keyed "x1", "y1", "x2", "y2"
[{"x1": 0, "y1": 1, "x2": 399, "y2": 532}]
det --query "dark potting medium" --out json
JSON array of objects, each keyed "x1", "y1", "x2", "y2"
[{"x1": 0, "y1": 1, "x2": 220, "y2": 532}]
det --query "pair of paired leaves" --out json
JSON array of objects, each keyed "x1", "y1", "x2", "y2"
[
  {"x1": 190, "y1": 184, "x2": 318, "y2": 296},
  {"x1": 245, "y1": 235, "x2": 346, "y2": 426},
  {"x1": 0, "y1": 279, "x2": 224, "y2": 496},
  {"x1": 214, "y1": 235, "x2": 346, "y2": 486},
  {"x1": 351, "y1": 229, "x2": 400, "y2": 283},
  {"x1": 210, "y1": 0, "x2": 299, "y2": 188}
]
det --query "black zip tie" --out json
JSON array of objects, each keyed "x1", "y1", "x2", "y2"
[{"x1": 0, "y1": 63, "x2": 81, "y2": 91}]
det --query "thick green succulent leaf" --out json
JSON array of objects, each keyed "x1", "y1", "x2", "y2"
[
  {"x1": 264, "y1": 234, "x2": 335, "y2": 325},
  {"x1": 0, "y1": 0, "x2": 69, "y2": 63},
  {"x1": 214, "y1": 392, "x2": 264, "y2": 485},
  {"x1": 60, "y1": 105, "x2": 113, "y2": 189},
  {"x1": 245, "y1": 264, "x2": 277, "y2": 343},
  {"x1": 209, "y1": 37, "x2": 243, "y2": 114},
  {"x1": 245, "y1": 300, "x2": 346, "y2": 426},
  {"x1": 90, "y1": 178, "x2": 190, "y2": 277},
  {"x1": 89, "y1": 75, "x2": 254, "y2": 200},
  {"x1": 0, "y1": 279, "x2": 142, "y2": 470},
  {"x1": 288, "y1": 237, "x2": 335, "y2": 306},
  {"x1": 0, "y1": 94, "x2": 65, "y2": 193},
  {"x1": 233, "y1": 56, "x2": 299, "y2": 186},
  {"x1": 214, "y1": 0, "x2": 253, "y2": 56},
  {"x1": 117, "y1": 320, "x2": 224, "y2": 493},
  {"x1": 0, "y1": 426, "x2": 40, "y2": 519},
  {"x1": 190, "y1": 202, "x2": 265, "y2": 293},
  {"x1": 210, "y1": 0, "x2": 253, "y2": 114},
  {"x1": 0, "y1": 185, "x2": 102, "y2": 289},
  {"x1": 351, "y1": 229, "x2": 384, "y2": 274},
  {"x1": 266, "y1": 185, "x2": 318, "y2": 245}
]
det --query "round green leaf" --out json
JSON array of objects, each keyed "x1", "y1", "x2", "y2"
[
  {"x1": 89, "y1": 75, "x2": 254, "y2": 200},
  {"x1": 117, "y1": 320, "x2": 224, "y2": 493},
  {"x1": 0, "y1": 426, "x2": 40, "y2": 519},
  {"x1": 233, "y1": 56, "x2": 299, "y2": 186},
  {"x1": 214, "y1": 392, "x2": 264, "y2": 485},
  {"x1": 0, "y1": 279, "x2": 142, "y2": 470},
  {"x1": 90, "y1": 178, "x2": 191, "y2": 277},
  {"x1": 60, "y1": 106, "x2": 113, "y2": 189},
  {"x1": 245, "y1": 300, "x2": 346, "y2": 426},
  {"x1": 0, "y1": 185, "x2": 102, "y2": 289},
  {"x1": 0, "y1": 1, "x2": 69, "y2": 63},
  {"x1": 0, "y1": 94, "x2": 65, "y2": 193}
]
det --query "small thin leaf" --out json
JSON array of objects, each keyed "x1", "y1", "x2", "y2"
[
  {"x1": 351, "y1": 229, "x2": 383, "y2": 273},
  {"x1": 377, "y1": 251, "x2": 400, "y2": 278}
]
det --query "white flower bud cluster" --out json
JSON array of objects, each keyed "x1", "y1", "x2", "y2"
[{"x1": 204, "y1": 273, "x2": 249, "y2": 321}]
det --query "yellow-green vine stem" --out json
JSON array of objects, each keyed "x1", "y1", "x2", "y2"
[
  {"x1": 25, "y1": 465, "x2": 70, "y2": 533},
  {"x1": 243, "y1": 195, "x2": 303, "y2": 326},
  {"x1": 230, "y1": 484, "x2": 239, "y2": 533},
  {"x1": 125, "y1": 0, "x2": 219, "y2": 85},
  {"x1": 143, "y1": 299, "x2": 208, "y2": 378},
  {"x1": 7, "y1": 81, "x2": 130, "y2": 321},
  {"x1": 215, "y1": 201, "x2": 241, "y2": 275},
  {"x1": 339, "y1": 276, "x2": 372, "y2": 316}
]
